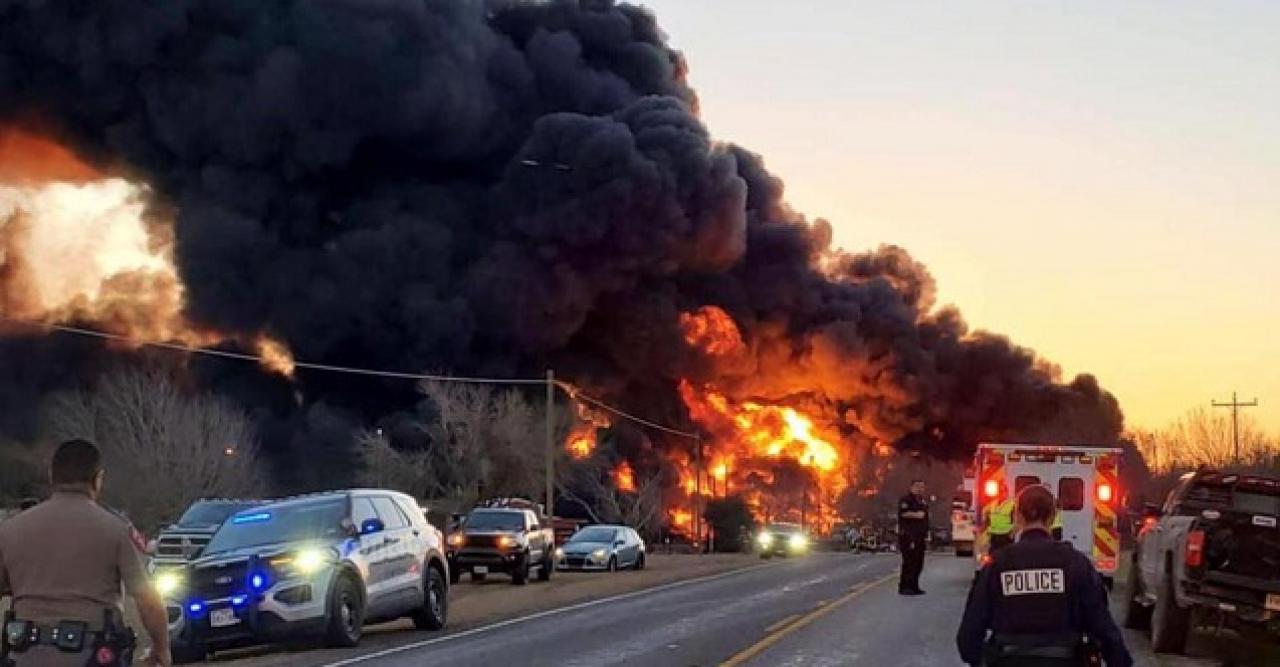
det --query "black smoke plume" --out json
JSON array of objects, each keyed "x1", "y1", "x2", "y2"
[{"x1": 0, "y1": 0, "x2": 1122, "y2": 488}]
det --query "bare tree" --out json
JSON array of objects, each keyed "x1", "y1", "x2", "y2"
[
  {"x1": 43, "y1": 366, "x2": 267, "y2": 532},
  {"x1": 557, "y1": 458, "x2": 665, "y2": 535},
  {"x1": 1158, "y1": 407, "x2": 1275, "y2": 469}
]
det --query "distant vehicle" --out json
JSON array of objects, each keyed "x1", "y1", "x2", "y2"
[
  {"x1": 159, "y1": 490, "x2": 448, "y2": 663},
  {"x1": 447, "y1": 503, "x2": 556, "y2": 585},
  {"x1": 848, "y1": 525, "x2": 894, "y2": 553},
  {"x1": 757, "y1": 522, "x2": 810, "y2": 558},
  {"x1": 1126, "y1": 469, "x2": 1280, "y2": 654},
  {"x1": 973, "y1": 443, "x2": 1124, "y2": 586},
  {"x1": 555, "y1": 525, "x2": 646, "y2": 571},
  {"x1": 152, "y1": 499, "x2": 265, "y2": 573},
  {"x1": 952, "y1": 467, "x2": 976, "y2": 557}
]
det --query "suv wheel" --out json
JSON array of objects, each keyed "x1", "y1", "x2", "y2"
[
  {"x1": 511, "y1": 554, "x2": 529, "y2": 585},
  {"x1": 538, "y1": 550, "x2": 553, "y2": 582},
  {"x1": 325, "y1": 573, "x2": 365, "y2": 647},
  {"x1": 412, "y1": 565, "x2": 448, "y2": 631},
  {"x1": 1151, "y1": 570, "x2": 1190, "y2": 654}
]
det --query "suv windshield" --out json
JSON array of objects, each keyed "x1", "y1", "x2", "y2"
[
  {"x1": 178, "y1": 502, "x2": 255, "y2": 527},
  {"x1": 766, "y1": 523, "x2": 802, "y2": 534},
  {"x1": 569, "y1": 527, "x2": 619, "y2": 543},
  {"x1": 466, "y1": 510, "x2": 525, "y2": 531},
  {"x1": 205, "y1": 499, "x2": 348, "y2": 554}
]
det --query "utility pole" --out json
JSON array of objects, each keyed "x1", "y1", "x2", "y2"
[
  {"x1": 1212, "y1": 392, "x2": 1258, "y2": 465},
  {"x1": 694, "y1": 434, "x2": 703, "y2": 553},
  {"x1": 545, "y1": 370, "x2": 555, "y2": 519}
]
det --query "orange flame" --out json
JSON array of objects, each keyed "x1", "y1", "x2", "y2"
[
  {"x1": 614, "y1": 461, "x2": 636, "y2": 493},
  {"x1": 0, "y1": 129, "x2": 297, "y2": 377},
  {"x1": 668, "y1": 508, "x2": 693, "y2": 532},
  {"x1": 563, "y1": 400, "x2": 611, "y2": 459},
  {"x1": 679, "y1": 306, "x2": 746, "y2": 357}
]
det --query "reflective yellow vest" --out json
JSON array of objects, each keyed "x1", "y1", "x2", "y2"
[
  {"x1": 986, "y1": 498, "x2": 1015, "y2": 536},
  {"x1": 1052, "y1": 511, "x2": 1063, "y2": 531}
]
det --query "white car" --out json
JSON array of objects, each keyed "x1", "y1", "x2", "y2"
[{"x1": 157, "y1": 490, "x2": 449, "y2": 662}]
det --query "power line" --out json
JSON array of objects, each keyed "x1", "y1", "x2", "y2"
[
  {"x1": 2, "y1": 316, "x2": 702, "y2": 438},
  {"x1": 0, "y1": 317, "x2": 547, "y2": 385}
]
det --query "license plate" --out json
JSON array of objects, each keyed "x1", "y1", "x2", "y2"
[
  {"x1": 1266, "y1": 594, "x2": 1280, "y2": 612},
  {"x1": 473, "y1": 566, "x2": 488, "y2": 575},
  {"x1": 210, "y1": 608, "x2": 240, "y2": 628}
]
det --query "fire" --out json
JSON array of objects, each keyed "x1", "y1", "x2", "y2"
[
  {"x1": 668, "y1": 508, "x2": 693, "y2": 532},
  {"x1": 679, "y1": 306, "x2": 746, "y2": 357},
  {"x1": 563, "y1": 400, "x2": 611, "y2": 459},
  {"x1": 676, "y1": 379, "x2": 849, "y2": 532},
  {"x1": 614, "y1": 461, "x2": 636, "y2": 492},
  {"x1": 0, "y1": 128, "x2": 295, "y2": 376}
]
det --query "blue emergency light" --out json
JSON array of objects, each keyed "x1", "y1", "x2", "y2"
[{"x1": 232, "y1": 512, "x2": 272, "y2": 524}]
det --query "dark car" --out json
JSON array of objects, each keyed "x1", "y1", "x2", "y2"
[
  {"x1": 152, "y1": 499, "x2": 266, "y2": 572},
  {"x1": 756, "y1": 522, "x2": 810, "y2": 558}
]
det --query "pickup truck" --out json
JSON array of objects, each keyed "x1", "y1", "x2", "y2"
[
  {"x1": 1125, "y1": 468, "x2": 1280, "y2": 654},
  {"x1": 151, "y1": 498, "x2": 264, "y2": 573},
  {"x1": 445, "y1": 506, "x2": 555, "y2": 585}
]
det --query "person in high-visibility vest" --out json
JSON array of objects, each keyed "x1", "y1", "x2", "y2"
[
  {"x1": 1051, "y1": 502, "x2": 1064, "y2": 540},
  {"x1": 984, "y1": 482, "x2": 1016, "y2": 555}
]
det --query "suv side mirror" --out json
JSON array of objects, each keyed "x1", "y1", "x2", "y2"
[{"x1": 361, "y1": 518, "x2": 385, "y2": 535}]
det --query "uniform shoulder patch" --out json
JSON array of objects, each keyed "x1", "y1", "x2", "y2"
[{"x1": 1000, "y1": 568, "x2": 1065, "y2": 596}]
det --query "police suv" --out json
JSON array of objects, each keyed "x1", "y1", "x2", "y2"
[
  {"x1": 156, "y1": 490, "x2": 448, "y2": 662},
  {"x1": 973, "y1": 443, "x2": 1124, "y2": 587}
]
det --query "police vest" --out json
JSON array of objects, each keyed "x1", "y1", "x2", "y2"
[
  {"x1": 989, "y1": 539, "x2": 1079, "y2": 636},
  {"x1": 987, "y1": 499, "x2": 1015, "y2": 535}
]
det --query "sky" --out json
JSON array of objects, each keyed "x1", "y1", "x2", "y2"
[{"x1": 640, "y1": 0, "x2": 1279, "y2": 432}]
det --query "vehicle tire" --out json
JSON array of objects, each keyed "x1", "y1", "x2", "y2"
[
  {"x1": 634, "y1": 553, "x2": 646, "y2": 570},
  {"x1": 538, "y1": 550, "x2": 553, "y2": 582},
  {"x1": 512, "y1": 554, "x2": 529, "y2": 585},
  {"x1": 607, "y1": 556, "x2": 618, "y2": 572},
  {"x1": 1151, "y1": 570, "x2": 1191, "y2": 654},
  {"x1": 324, "y1": 573, "x2": 365, "y2": 647},
  {"x1": 411, "y1": 565, "x2": 448, "y2": 631},
  {"x1": 171, "y1": 642, "x2": 207, "y2": 664},
  {"x1": 1123, "y1": 561, "x2": 1152, "y2": 631},
  {"x1": 471, "y1": 571, "x2": 486, "y2": 582}
]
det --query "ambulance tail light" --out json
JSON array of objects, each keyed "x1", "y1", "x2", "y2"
[
  {"x1": 1186, "y1": 530, "x2": 1205, "y2": 568},
  {"x1": 1096, "y1": 482, "x2": 1114, "y2": 504},
  {"x1": 983, "y1": 479, "x2": 1000, "y2": 499}
]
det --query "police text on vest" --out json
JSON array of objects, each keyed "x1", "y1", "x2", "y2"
[{"x1": 1000, "y1": 568, "x2": 1065, "y2": 596}]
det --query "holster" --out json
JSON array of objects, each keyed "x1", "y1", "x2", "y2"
[
  {"x1": 1, "y1": 609, "x2": 14, "y2": 667},
  {"x1": 85, "y1": 609, "x2": 135, "y2": 667}
]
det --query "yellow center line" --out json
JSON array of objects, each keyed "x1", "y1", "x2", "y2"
[
  {"x1": 763, "y1": 614, "x2": 799, "y2": 633},
  {"x1": 719, "y1": 573, "x2": 898, "y2": 667}
]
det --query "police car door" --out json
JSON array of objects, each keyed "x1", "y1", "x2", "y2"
[{"x1": 370, "y1": 496, "x2": 416, "y2": 608}]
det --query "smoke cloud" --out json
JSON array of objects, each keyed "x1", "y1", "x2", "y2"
[{"x1": 0, "y1": 0, "x2": 1122, "y2": 487}]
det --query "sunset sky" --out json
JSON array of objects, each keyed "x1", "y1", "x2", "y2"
[{"x1": 643, "y1": 1, "x2": 1279, "y2": 432}]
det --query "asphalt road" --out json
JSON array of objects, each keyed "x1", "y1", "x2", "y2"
[{"x1": 321, "y1": 551, "x2": 901, "y2": 667}]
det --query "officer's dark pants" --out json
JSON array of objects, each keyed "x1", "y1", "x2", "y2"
[{"x1": 898, "y1": 534, "x2": 925, "y2": 592}]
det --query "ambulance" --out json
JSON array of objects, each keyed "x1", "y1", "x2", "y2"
[
  {"x1": 951, "y1": 466, "x2": 977, "y2": 557},
  {"x1": 973, "y1": 443, "x2": 1124, "y2": 587}
]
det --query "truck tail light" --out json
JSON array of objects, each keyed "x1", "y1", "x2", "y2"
[
  {"x1": 1186, "y1": 529, "x2": 1205, "y2": 568},
  {"x1": 983, "y1": 479, "x2": 1000, "y2": 498},
  {"x1": 1096, "y1": 483, "x2": 1114, "y2": 504}
]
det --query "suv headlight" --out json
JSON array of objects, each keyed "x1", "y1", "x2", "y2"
[
  {"x1": 270, "y1": 548, "x2": 335, "y2": 577},
  {"x1": 758, "y1": 532, "x2": 773, "y2": 546},
  {"x1": 154, "y1": 571, "x2": 183, "y2": 596},
  {"x1": 788, "y1": 534, "x2": 808, "y2": 550}
]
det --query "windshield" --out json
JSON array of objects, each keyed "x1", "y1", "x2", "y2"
[
  {"x1": 765, "y1": 524, "x2": 801, "y2": 534},
  {"x1": 205, "y1": 500, "x2": 347, "y2": 554},
  {"x1": 569, "y1": 527, "x2": 619, "y2": 543},
  {"x1": 466, "y1": 510, "x2": 525, "y2": 532},
  {"x1": 178, "y1": 502, "x2": 254, "y2": 526}
]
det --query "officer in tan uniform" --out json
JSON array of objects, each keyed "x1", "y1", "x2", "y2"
[{"x1": 0, "y1": 439, "x2": 171, "y2": 666}]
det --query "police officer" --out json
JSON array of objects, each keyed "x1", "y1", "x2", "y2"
[
  {"x1": 956, "y1": 485, "x2": 1132, "y2": 666},
  {"x1": 0, "y1": 439, "x2": 172, "y2": 666},
  {"x1": 897, "y1": 479, "x2": 929, "y2": 595}
]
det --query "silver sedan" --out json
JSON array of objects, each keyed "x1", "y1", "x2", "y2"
[{"x1": 555, "y1": 525, "x2": 646, "y2": 572}]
